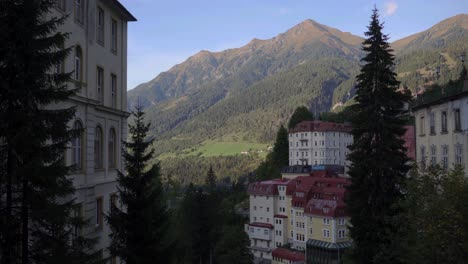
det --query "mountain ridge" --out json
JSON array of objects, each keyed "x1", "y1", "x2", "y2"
[{"x1": 127, "y1": 14, "x2": 468, "y2": 182}]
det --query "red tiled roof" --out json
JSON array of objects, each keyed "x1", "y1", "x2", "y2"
[
  {"x1": 272, "y1": 248, "x2": 305, "y2": 262},
  {"x1": 289, "y1": 121, "x2": 352, "y2": 133},
  {"x1": 247, "y1": 178, "x2": 290, "y2": 196},
  {"x1": 274, "y1": 214, "x2": 288, "y2": 218},
  {"x1": 249, "y1": 222, "x2": 274, "y2": 229}
]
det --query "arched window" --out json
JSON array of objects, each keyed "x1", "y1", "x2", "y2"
[
  {"x1": 94, "y1": 126, "x2": 103, "y2": 169},
  {"x1": 74, "y1": 46, "x2": 82, "y2": 81},
  {"x1": 71, "y1": 121, "x2": 83, "y2": 170},
  {"x1": 108, "y1": 128, "x2": 116, "y2": 168}
]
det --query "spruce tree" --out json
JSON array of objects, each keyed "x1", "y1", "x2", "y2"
[
  {"x1": 0, "y1": 1, "x2": 98, "y2": 263},
  {"x1": 272, "y1": 125, "x2": 289, "y2": 167},
  {"x1": 107, "y1": 105, "x2": 171, "y2": 264},
  {"x1": 346, "y1": 8, "x2": 411, "y2": 264},
  {"x1": 287, "y1": 106, "x2": 314, "y2": 129},
  {"x1": 205, "y1": 166, "x2": 217, "y2": 192}
]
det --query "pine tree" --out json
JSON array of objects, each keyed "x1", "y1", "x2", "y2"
[
  {"x1": 205, "y1": 166, "x2": 217, "y2": 192},
  {"x1": 107, "y1": 105, "x2": 171, "y2": 264},
  {"x1": 287, "y1": 106, "x2": 314, "y2": 129},
  {"x1": 0, "y1": 1, "x2": 98, "y2": 263},
  {"x1": 214, "y1": 225, "x2": 253, "y2": 264},
  {"x1": 272, "y1": 125, "x2": 289, "y2": 167},
  {"x1": 346, "y1": 8, "x2": 411, "y2": 264}
]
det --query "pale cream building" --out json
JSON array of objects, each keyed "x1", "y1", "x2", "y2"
[
  {"x1": 288, "y1": 121, "x2": 353, "y2": 168},
  {"x1": 51, "y1": 0, "x2": 136, "y2": 262},
  {"x1": 413, "y1": 76, "x2": 468, "y2": 176}
]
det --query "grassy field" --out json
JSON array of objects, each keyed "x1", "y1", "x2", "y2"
[
  {"x1": 187, "y1": 140, "x2": 270, "y2": 157},
  {"x1": 157, "y1": 139, "x2": 270, "y2": 159}
]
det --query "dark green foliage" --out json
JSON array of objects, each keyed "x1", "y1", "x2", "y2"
[
  {"x1": 214, "y1": 225, "x2": 253, "y2": 264},
  {"x1": 0, "y1": 1, "x2": 98, "y2": 263},
  {"x1": 288, "y1": 106, "x2": 314, "y2": 129},
  {"x1": 172, "y1": 182, "x2": 251, "y2": 264},
  {"x1": 346, "y1": 8, "x2": 411, "y2": 264},
  {"x1": 161, "y1": 155, "x2": 262, "y2": 185},
  {"x1": 254, "y1": 124, "x2": 290, "y2": 181},
  {"x1": 404, "y1": 165, "x2": 468, "y2": 264},
  {"x1": 271, "y1": 125, "x2": 289, "y2": 167},
  {"x1": 205, "y1": 166, "x2": 217, "y2": 192},
  {"x1": 319, "y1": 106, "x2": 355, "y2": 123},
  {"x1": 107, "y1": 106, "x2": 171, "y2": 264}
]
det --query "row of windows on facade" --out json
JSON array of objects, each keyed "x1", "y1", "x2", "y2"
[
  {"x1": 291, "y1": 159, "x2": 345, "y2": 166},
  {"x1": 419, "y1": 144, "x2": 463, "y2": 169},
  {"x1": 55, "y1": 0, "x2": 119, "y2": 53},
  {"x1": 290, "y1": 217, "x2": 346, "y2": 226},
  {"x1": 419, "y1": 109, "x2": 462, "y2": 135},
  {"x1": 290, "y1": 132, "x2": 352, "y2": 138},
  {"x1": 292, "y1": 228, "x2": 346, "y2": 240},
  {"x1": 290, "y1": 140, "x2": 352, "y2": 148},
  {"x1": 71, "y1": 121, "x2": 117, "y2": 171},
  {"x1": 291, "y1": 150, "x2": 344, "y2": 157},
  {"x1": 66, "y1": 47, "x2": 119, "y2": 107}
]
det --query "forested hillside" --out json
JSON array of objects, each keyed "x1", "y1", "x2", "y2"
[{"x1": 129, "y1": 14, "x2": 468, "y2": 183}]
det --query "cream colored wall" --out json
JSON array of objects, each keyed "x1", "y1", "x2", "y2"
[
  {"x1": 289, "y1": 131, "x2": 353, "y2": 166},
  {"x1": 50, "y1": 0, "x2": 132, "y2": 262},
  {"x1": 414, "y1": 96, "x2": 468, "y2": 176}
]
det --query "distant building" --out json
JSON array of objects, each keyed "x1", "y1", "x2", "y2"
[
  {"x1": 412, "y1": 74, "x2": 468, "y2": 176},
  {"x1": 403, "y1": 125, "x2": 416, "y2": 160},
  {"x1": 288, "y1": 121, "x2": 353, "y2": 169},
  {"x1": 51, "y1": 0, "x2": 136, "y2": 262},
  {"x1": 246, "y1": 169, "x2": 351, "y2": 264}
]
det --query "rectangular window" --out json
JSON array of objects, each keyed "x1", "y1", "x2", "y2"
[
  {"x1": 455, "y1": 144, "x2": 463, "y2": 165},
  {"x1": 338, "y1": 218, "x2": 345, "y2": 225},
  {"x1": 322, "y1": 229, "x2": 330, "y2": 238},
  {"x1": 454, "y1": 109, "x2": 461, "y2": 131},
  {"x1": 111, "y1": 74, "x2": 117, "y2": 108},
  {"x1": 442, "y1": 145, "x2": 448, "y2": 169},
  {"x1": 338, "y1": 229, "x2": 346, "y2": 239},
  {"x1": 111, "y1": 19, "x2": 118, "y2": 53},
  {"x1": 419, "y1": 116, "x2": 425, "y2": 135},
  {"x1": 96, "y1": 197, "x2": 103, "y2": 227},
  {"x1": 431, "y1": 145, "x2": 437, "y2": 166},
  {"x1": 74, "y1": 56, "x2": 81, "y2": 81},
  {"x1": 97, "y1": 67, "x2": 104, "y2": 103},
  {"x1": 430, "y1": 112, "x2": 435, "y2": 134},
  {"x1": 323, "y1": 218, "x2": 330, "y2": 225},
  {"x1": 97, "y1": 7, "x2": 105, "y2": 45},
  {"x1": 441, "y1": 111, "x2": 447, "y2": 133},
  {"x1": 75, "y1": 0, "x2": 84, "y2": 24},
  {"x1": 420, "y1": 146, "x2": 426, "y2": 168}
]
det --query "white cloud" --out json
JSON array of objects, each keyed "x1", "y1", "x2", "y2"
[{"x1": 384, "y1": 1, "x2": 398, "y2": 17}]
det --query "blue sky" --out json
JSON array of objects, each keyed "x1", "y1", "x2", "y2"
[{"x1": 120, "y1": 0, "x2": 468, "y2": 90}]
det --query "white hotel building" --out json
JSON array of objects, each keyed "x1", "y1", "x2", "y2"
[
  {"x1": 413, "y1": 75, "x2": 468, "y2": 176},
  {"x1": 288, "y1": 121, "x2": 353, "y2": 167},
  {"x1": 52, "y1": 0, "x2": 136, "y2": 261}
]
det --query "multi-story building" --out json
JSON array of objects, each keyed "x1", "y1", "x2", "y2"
[
  {"x1": 413, "y1": 74, "x2": 468, "y2": 176},
  {"x1": 51, "y1": 0, "x2": 136, "y2": 261},
  {"x1": 288, "y1": 121, "x2": 353, "y2": 167},
  {"x1": 247, "y1": 169, "x2": 351, "y2": 264}
]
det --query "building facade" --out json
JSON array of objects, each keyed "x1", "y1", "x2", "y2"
[
  {"x1": 413, "y1": 77, "x2": 468, "y2": 176},
  {"x1": 246, "y1": 170, "x2": 351, "y2": 264},
  {"x1": 288, "y1": 121, "x2": 353, "y2": 167},
  {"x1": 51, "y1": 0, "x2": 136, "y2": 261}
]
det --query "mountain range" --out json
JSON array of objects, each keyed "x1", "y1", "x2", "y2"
[{"x1": 128, "y1": 14, "x2": 468, "y2": 183}]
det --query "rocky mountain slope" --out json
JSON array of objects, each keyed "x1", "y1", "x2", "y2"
[{"x1": 128, "y1": 14, "x2": 468, "y2": 183}]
